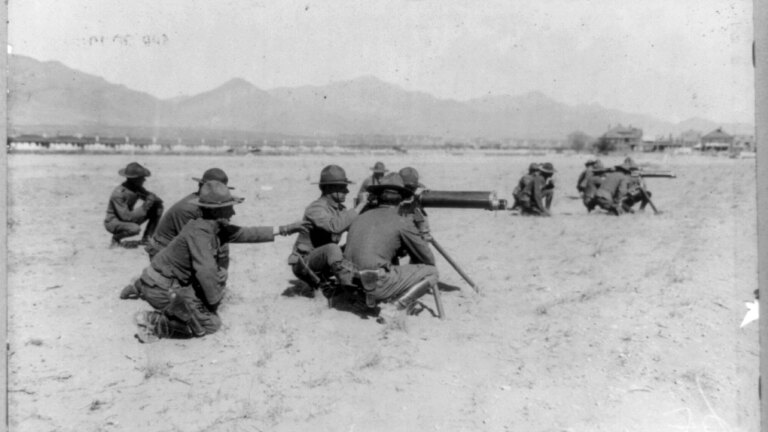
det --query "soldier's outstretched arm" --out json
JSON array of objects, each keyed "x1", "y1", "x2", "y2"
[{"x1": 220, "y1": 220, "x2": 310, "y2": 244}]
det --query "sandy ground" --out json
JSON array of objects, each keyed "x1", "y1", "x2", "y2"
[{"x1": 6, "y1": 152, "x2": 760, "y2": 432}]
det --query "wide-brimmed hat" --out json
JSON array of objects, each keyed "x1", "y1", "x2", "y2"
[
  {"x1": 539, "y1": 162, "x2": 556, "y2": 174},
  {"x1": 312, "y1": 165, "x2": 354, "y2": 185},
  {"x1": 189, "y1": 180, "x2": 244, "y2": 208},
  {"x1": 592, "y1": 161, "x2": 607, "y2": 172},
  {"x1": 192, "y1": 168, "x2": 234, "y2": 190},
  {"x1": 398, "y1": 167, "x2": 424, "y2": 190},
  {"x1": 370, "y1": 161, "x2": 388, "y2": 173},
  {"x1": 118, "y1": 162, "x2": 151, "y2": 178},
  {"x1": 615, "y1": 159, "x2": 639, "y2": 172},
  {"x1": 585, "y1": 159, "x2": 597, "y2": 167},
  {"x1": 528, "y1": 162, "x2": 540, "y2": 173},
  {"x1": 367, "y1": 173, "x2": 413, "y2": 197}
]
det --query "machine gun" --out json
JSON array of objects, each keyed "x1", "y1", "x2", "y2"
[
  {"x1": 628, "y1": 171, "x2": 670, "y2": 215},
  {"x1": 412, "y1": 190, "x2": 508, "y2": 293},
  {"x1": 361, "y1": 188, "x2": 506, "y2": 294},
  {"x1": 637, "y1": 170, "x2": 676, "y2": 178},
  {"x1": 416, "y1": 190, "x2": 508, "y2": 211}
]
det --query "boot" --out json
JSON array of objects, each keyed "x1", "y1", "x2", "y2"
[
  {"x1": 331, "y1": 259, "x2": 357, "y2": 287},
  {"x1": 394, "y1": 277, "x2": 436, "y2": 311},
  {"x1": 120, "y1": 279, "x2": 141, "y2": 300},
  {"x1": 134, "y1": 311, "x2": 162, "y2": 343}
]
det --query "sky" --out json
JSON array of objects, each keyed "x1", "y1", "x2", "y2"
[{"x1": 8, "y1": 0, "x2": 755, "y2": 124}]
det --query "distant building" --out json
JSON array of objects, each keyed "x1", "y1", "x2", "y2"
[
  {"x1": 679, "y1": 130, "x2": 702, "y2": 147},
  {"x1": 733, "y1": 134, "x2": 755, "y2": 152},
  {"x1": 601, "y1": 124, "x2": 643, "y2": 151},
  {"x1": 700, "y1": 128, "x2": 733, "y2": 151}
]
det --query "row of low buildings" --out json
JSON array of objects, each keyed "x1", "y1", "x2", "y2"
[{"x1": 600, "y1": 125, "x2": 755, "y2": 153}]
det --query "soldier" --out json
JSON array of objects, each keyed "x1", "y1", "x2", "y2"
[
  {"x1": 621, "y1": 158, "x2": 651, "y2": 212},
  {"x1": 582, "y1": 161, "x2": 607, "y2": 212},
  {"x1": 128, "y1": 180, "x2": 307, "y2": 342},
  {"x1": 540, "y1": 162, "x2": 556, "y2": 210},
  {"x1": 355, "y1": 161, "x2": 388, "y2": 205},
  {"x1": 510, "y1": 163, "x2": 539, "y2": 211},
  {"x1": 104, "y1": 162, "x2": 164, "y2": 248},
  {"x1": 577, "y1": 159, "x2": 599, "y2": 198},
  {"x1": 144, "y1": 168, "x2": 232, "y2": 260},
  {"x1": 288, "y1": 165, "x2": 367, "y2": 294},
  {"x1": 593, "y1": 160, "x2": 633, "y2": 215},
  {"x1": 397, "y1": 167, "x2": 430, "y2": 240},
  {"x1": 513, "y1": 163, "x2": 553, "y2": 216},
  {"x1": 344, "y1": 173, "x2": 439, "y2": 322}
]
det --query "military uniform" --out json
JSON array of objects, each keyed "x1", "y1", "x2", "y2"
[
  {"x1": 515, "y1": 171, "x2": 551, "y2": 216},
  {"x1": 290, "y1": 195, "x2": 358, "y2": 284},
  {"x1": 576, "y1": 159, "x2": 599, "y2": 197},
  {"x1": 593, "y1": 169, "x2": 630, "y2": 215},
  {"x1": 128, "y1": 180, "x2": 306, "y2": 341},
  {"x1": 289, "y1": 165, "x2": 363, "y2": 288},
  {"x1": 105, "y1": 162, "x2": 163, "y2": 245},
  {"x1": 146, "y1": 168, "x2": 234, "y2": 264},
  {"x1": 397, "y1": 167, "x2": 430, "y2": 239},
  {"x1": 104, "y1": 183, "x2": 163, "y2": 242},
  {"x1": 345, "y1": 202, "x2": 438, "y2": 303},
  {"x1": 132, "y1": 219, "x2": 275, "y2": 338},
  {"x1": 355, "y1": 161, "x2": 387, "y2": 205},
  {"x1": 621, "y1": 162, "x2": 650, "y2": 212}
]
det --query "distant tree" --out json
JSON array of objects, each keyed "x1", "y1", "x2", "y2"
[
  {"x1": 567, "y1": 131, "x2": 592, "y2": 153},
  {"x1": 593, "y1": 136, "x2": 615, "y2": 154}
]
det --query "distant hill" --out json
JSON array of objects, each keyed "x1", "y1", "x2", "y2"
[{"x1": 7, "y1": 54, "x2": 754, "y2": 140}]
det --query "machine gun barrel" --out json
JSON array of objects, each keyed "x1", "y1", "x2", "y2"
[
  {"x1": 638, "y1": 170, "x2": 676, "y2": 178},
  {"x1": 419, "y1": 190, "x2": 508, "y2": 210}
]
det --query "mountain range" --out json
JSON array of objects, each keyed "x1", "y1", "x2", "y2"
[{"x1": 7, "y1": 54, "x2": 754, "y2": 141}]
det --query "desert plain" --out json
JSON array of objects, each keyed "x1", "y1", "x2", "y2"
[{"x1": 5, "y1": 151, "x2": 760, "y2": 432}]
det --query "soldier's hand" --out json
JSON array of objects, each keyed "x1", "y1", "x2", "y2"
[
  {"x1": 279, "y1": 220, "x2": 310, "y2": 236},
  {"x1": 217, "y1": 268, "x2": 228, "y2": 285}
]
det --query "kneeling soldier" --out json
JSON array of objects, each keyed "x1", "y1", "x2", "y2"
[
  {"x1": 127, "y1": 180, "x2": 306, "y2": 342},
  {"x1": 621, "y1": 158, "x2": 651, "y2": 213},
  {"x1": 582, "y1": 160, "x2": 607, "y2": 212},
  {"x1": 104, "y1": 162, "x2": 164, "y2": 247},
  {"x1": 344, "y1": 173, "x2": 439, "y2": 321},
  {"x1": 145, "y1": 167, "x2": 233, "y2": 261},
  {"x1": 289, "y1": 165, "x2": 367, "y2": 295},
  {"x1": 593, "y1": 160, "x2": 632, "y2": 215},
  {"x1": 397, "y1": 166, "x2": 430, "y2": 240}
]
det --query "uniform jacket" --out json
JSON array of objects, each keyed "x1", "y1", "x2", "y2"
[
  {"x1": 151, "y1": 219, "x2": 274, "y2": 305},
  {"x1": 292, "y1": 195, "x2": 357, "y2": 254},
  {"x1": 153, "y1": 192, "x2": 201, "y2": 248},
  {"x1": 577, "y1": 168, "x2": 594, "y2": 192},
  {"x1": 517, "y1": 173, "x2": 549, "y2": 213},
  {"x1": 150, "y1": 192, "x2": 232, "y2": 269},
  {"x1": 583, "y1": 174, "x2": 604, "y2": 200},
  {"x1": 344, "y1": 205, "x2": 435, "y2": 270},
  {"x1": 513, "y1": 174, "x2": 535, "y2": 201},
  {"x1": 104, "y1": 182, "x2": 154, "y2": 224},
  {"x1": 595, "y1": 172, "x2": 629, "y2": 203}
]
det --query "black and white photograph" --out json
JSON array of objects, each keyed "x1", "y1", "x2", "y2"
[{"x1": 5, "y1": 1, "x2": 760, "y2": 431}]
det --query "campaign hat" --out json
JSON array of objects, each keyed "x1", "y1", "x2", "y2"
[
  {"x1": 118, "y1": 162, "x2": 151, "y2": 178},
  {"x1": 192, "y1": 168, "x2": 234, "y2": 189},
  {"x1": 312, "y1": 165, "x2": 354, "y2": 185},
  {"x1": 398, "y1": 167, "x2": 424, "y2": 190},
  {"x1": 539, "y1": 162, "x2": 556, "y2": 174},
  {"x1": 189, "y1": 180, "x2": 244, "y2": 208},
  {"x1": 370, "y1": 161, "x2": 388, "y2": 173},
  {"x1": 367, "y1": 173, "x2": 413, "y2": 197}
]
